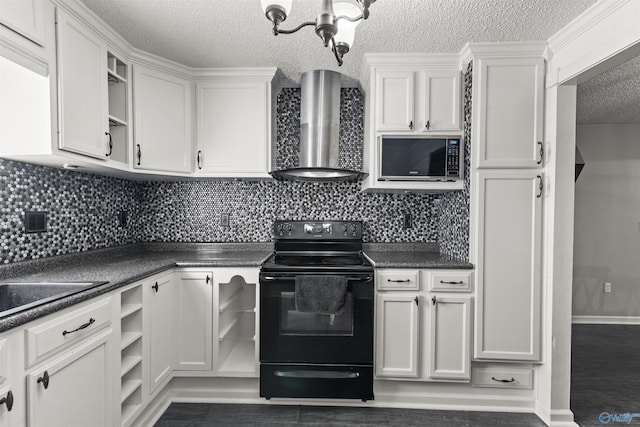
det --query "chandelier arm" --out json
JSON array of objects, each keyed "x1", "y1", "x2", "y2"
[
  {"x1": 330, "y1": 37, "x2": 344, "y2": 67},
  {"x1": 276, "y1": 21, "x2": 316, "y2": 35},
  {"x1": 334, "y1": 14, "x2": 363, "y2": 23}
]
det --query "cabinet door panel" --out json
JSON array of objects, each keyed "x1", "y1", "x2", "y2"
[
  {"x1": 56, "y1": 9, "x2": 107, "y2": 159},
  {"x1": 133, "y1": 65, "x2": 192, "y2": 173},
  {"x1": 374, "y1": 70, "x2": 414, "y2": 132},
  {"x1": 424, "y1": 71, "x2": 461, "y2": 131},
  {"x1": 0, "y1": 0, "x2": 45, "y2": 46},
  {"x1": 375, "y1": 294, "x2": 419, "y2": 378},
  {"x1": 474, "y1": 171, "x2": 542, "y2": 360},
  {"x1": 196, "y1": 81, "x2": 270, "y2": 176},
  {"x1": 428, "y1": 296, "x2": 470, "y2": 380},
  {"x1": 475, "y1": 57, "x2": 544, "y2": 168},
  {"x1": 147, "y1": 274, "x2": 174, "y2": 392},
  {"x1": 27, "y1": 330, "x2": 112, "y2": 427},
  {"x1": 173, "y1": 272, "x2": 212, "y2": 371}
]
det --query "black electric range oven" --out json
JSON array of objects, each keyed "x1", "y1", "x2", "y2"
[{"x1": 259, "y1": 220, "x2": 374, "y2": 401}]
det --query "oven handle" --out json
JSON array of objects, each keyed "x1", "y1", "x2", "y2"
[
  {"x1": 274, "y1": 370, "x2": 360, "y2": 379},
  {"x1": 261, "y1": 275, "x2": 372, "y2": 282}
]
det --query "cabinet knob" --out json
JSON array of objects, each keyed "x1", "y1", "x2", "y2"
[
  {"x1": 432, "y1": 296, "x2": 437, "y2": 305},
  {"x1": 206, "y1": 275, "x2": 211, "y2": 284},
  {"x1": 0, "y1": 390, "x2": 14, "y2": 411},
  {"x1": 152, "y1": 282, "x2": 159, "y2": 293},
  {"x1": 37, "y1": 371, "x2": 50, "y2": 390},
  {"x1": 137, "y1": 144, "x2": 142, "y2": 166},
  {"x1": 409, "y1": 120, "x2": 413, "y2": 130},
  {"x1": 537, "y1": 175, "x2": 543, "y2": 198},
  {"x1": 425, "y1": 120, "x2": 430, "y2": 130},
  {"x1": 197, "y1": 150, "x2": 203, "y2": 170},
  {"x1": 414, "y1": 296, "x2": 419, "y2": 306},
  {"x1": 537, "y1": 141, "x2": 544, "y2": 165}
]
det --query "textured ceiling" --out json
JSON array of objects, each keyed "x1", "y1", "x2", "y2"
[
  {"x1": 79, "y1": 0, "x2": 597, "y2": 86},
  {"x1": 577, "y1": 55, "x2": 640, "y2": 124}
]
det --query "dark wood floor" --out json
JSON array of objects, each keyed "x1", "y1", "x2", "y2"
[
  {"x1": 571, "y1": 324, "x2": 640, "y2": 427},
  {"x1": 154, "y1": 324, "x2": 640, "y2": 426},
  {"x1": 154, "y1": 403, "x2": 546, "y2": 426}
]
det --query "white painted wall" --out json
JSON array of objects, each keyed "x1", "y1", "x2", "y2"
[{"x1": 573, "y1": 124, "x2": 640, "y2": 317}]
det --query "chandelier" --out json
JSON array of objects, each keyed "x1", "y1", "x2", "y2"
[{"x1": 260, "y1": 0, "x2": 375, "y2": 66}]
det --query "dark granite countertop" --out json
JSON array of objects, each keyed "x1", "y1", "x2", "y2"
[
  {"x1": 0, "y1": 243, "x2": 273, "y2": 333},
  {"x1": 0, "y1": 242, "x2": 471, "y2": 333},
  {"x1": 363, "y1": 243, "x2": 474, "y2": 269}
]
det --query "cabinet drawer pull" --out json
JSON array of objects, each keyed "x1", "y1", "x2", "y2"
[
  {"x1": 0, "y1": 390, "x2": 13, "y2": 411},
  {"x1": 387, "y1": 279, "x2": 410, "y2": 283},
  {"x1": 491, "y1": 376, "x2": 516, "y2": 383},
  {"x1": 197, "y1": 150, "x2": 203, "y2": 169},
  {"x1": 105, "y1": 132, "x2": 113, "y2": 157},
  {"x1": 440, "y1": 280, "x2": 464, "y2": 285},
  {"x1": 136, "y1": 144, "x2": 142, "y2": 166},
  {"x1": 62, "y1": 317, "x2": 95, "y2": 336},
  {"x1": 37, "y1": 371, "x2": 50, "y2": 389},
  {"x1": 152, "y1": 282, "x2": 159, "y2": 293}
]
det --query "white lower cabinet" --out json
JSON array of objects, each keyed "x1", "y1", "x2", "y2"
[
  {"x1": 427, "y1": 295, "x2": 471, "y2": 380},
  {"x1": 146, "y1": 272, "x2": 175, "y2": 393},
  {"x1": 27, "y1": 329, "x2": 113, "y2": 427},
  {"x1": 0, "y1": 333, "x2": 25, "y2": 427},
  {"x1": 375, "y1": 268, "x2": 472, "y2": 382},
  {"x1": 173, "y1": 271, "x2": 213, "y2": 371},
  {"x1": 375, "y1": 293, "x2": 419, "y2": 378}
]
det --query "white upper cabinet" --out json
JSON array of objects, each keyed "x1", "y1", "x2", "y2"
[
  {"x1": 374, "y1": 69, "x2": 415, "y2": 132},
  {"x1": 195, "y1": 69, "x2": 275, "y2": 177},
  {"x1": 474, "y1": 56, "x2": 544, "y2": 168},
  {"x1": 423, "y1": 71, "x2": 462, "y2": 132},
  {"x1": 56, "y1": 8, "x2": 109, "y2": 159},
  {"x1": 0, "y1": 0, "x2": 46, "y2": 46},
  {"x1": 473, "y1": 170, "x2": 542, "y2": 361},
  {"x1": 133, "y1": 64, "x2": 193, "y2": 173}
]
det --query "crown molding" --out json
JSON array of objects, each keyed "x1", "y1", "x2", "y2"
[
  {"x1": 461, "y1": 41, "x2": 548, "y2": 60},
  {"x1": 547, "y1": 0, "x2": 631, "y2": 55}
]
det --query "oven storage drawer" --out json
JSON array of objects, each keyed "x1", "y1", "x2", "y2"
[{"x1": 260, "y1": 363, "x2": 374, "y2": 400}]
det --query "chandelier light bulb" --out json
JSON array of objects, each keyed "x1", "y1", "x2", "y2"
[{"x1": 333, "y1": 2, "x2": 362, "y2": 50}]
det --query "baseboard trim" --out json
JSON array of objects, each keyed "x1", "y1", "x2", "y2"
[
  {"x1": 550, "y1": 409, "x2": 577, "y2": 427},
  {"x1": 572, "y1": 315, "x2": 640, "y2": 325}
]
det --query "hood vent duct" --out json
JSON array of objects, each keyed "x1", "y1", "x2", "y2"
[{"x1": 269, "y1": 69, "x2": 366, "y2": 182}]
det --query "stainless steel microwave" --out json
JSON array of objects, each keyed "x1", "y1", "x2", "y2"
[{"x1": 378, "y1": 136, "x2": 463, "y2": 181}]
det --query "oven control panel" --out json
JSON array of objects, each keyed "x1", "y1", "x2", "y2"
[{"x1": 274, "y1": 220, "x2": 362, "y2": 239}]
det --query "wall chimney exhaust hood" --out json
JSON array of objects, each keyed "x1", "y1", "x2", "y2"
[{"x1": 269, "y1": 69, "x2": 366, "y2": 182}]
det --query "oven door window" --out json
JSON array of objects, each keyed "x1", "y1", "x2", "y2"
[{"x1": 279, "y1": 292, "x2": 354, "y2": 336}]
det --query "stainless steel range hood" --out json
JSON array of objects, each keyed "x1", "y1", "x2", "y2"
[{"x1": 269, "y1": 70, "x2": 366, "y2": 182}]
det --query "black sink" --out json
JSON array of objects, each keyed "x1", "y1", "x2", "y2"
[{"x1": 0, "y1": 282, "x2": 108, "y2": 319}]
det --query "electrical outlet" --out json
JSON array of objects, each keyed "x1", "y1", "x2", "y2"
[
  {"x1": 117, "y1": 211, "x2": 128, "y2": 227},
  {"x1": 403, "y1": 212, "x2": 412, "y2": 228},
  {"x1": 604, "y1": 282, "x2": 612, "y2": 293},
  {"x1": 221, "y1": 213, "x2": 230, "y2": 227},
  {"x1": 24, "y1": 212, "x2": 47, "y2": 233}
]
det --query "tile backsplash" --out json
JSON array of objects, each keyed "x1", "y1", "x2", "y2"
[{"x1": 0, "y1": 85, "x2": 470, "y2": 265}]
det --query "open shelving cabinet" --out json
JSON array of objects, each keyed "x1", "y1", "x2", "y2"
[
  {"x1": 119, "y1": 283, "x2": 143, "y2": 427},
  {"x1": 106, "y1": 51, "x2": 128, "y2": 164},
  {"x1": 215, "y1": 269, "x2": 259, "y2": 377}
]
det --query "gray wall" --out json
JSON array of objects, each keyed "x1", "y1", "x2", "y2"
[{"x1": 573, "y1": 124, "x2": 640, "y2": 317}]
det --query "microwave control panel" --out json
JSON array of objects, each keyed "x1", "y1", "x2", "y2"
[{"x1": 446, "y1": 138, "x2": 461, "y2": 178}]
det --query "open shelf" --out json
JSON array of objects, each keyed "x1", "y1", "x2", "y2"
[
  {"x1": 121, "y1": 379, "x2": 141, "y2": 403},
  {"x1": 120, "y1": 283, "x2": 143, "y2": 427},
  {"x1": 121, "y1": 331, "x2": 142, "y2": 351},
  {"x1": 106, "y1": 51, "x2": 128, "y2": 164},
  {"x1": 217, "y1": 340, "x2": 256, "y2": 374},
  {"x1": 121, "y1": 355, "x2": 142, "y2": 377},
  {"x1": 121, "y1": 303, "x2": 142, "y2": 319}
]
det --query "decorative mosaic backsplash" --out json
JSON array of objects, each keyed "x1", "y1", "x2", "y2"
[
  {"x1": 438, "y1": 62, "x2": 472, "y2": 261},
  {"x1": 0, "y1": 84, "x2": 470, "y2": 265},
  {"x1": 0, "y1": 158, "x2": 138, "y2": 264}
]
